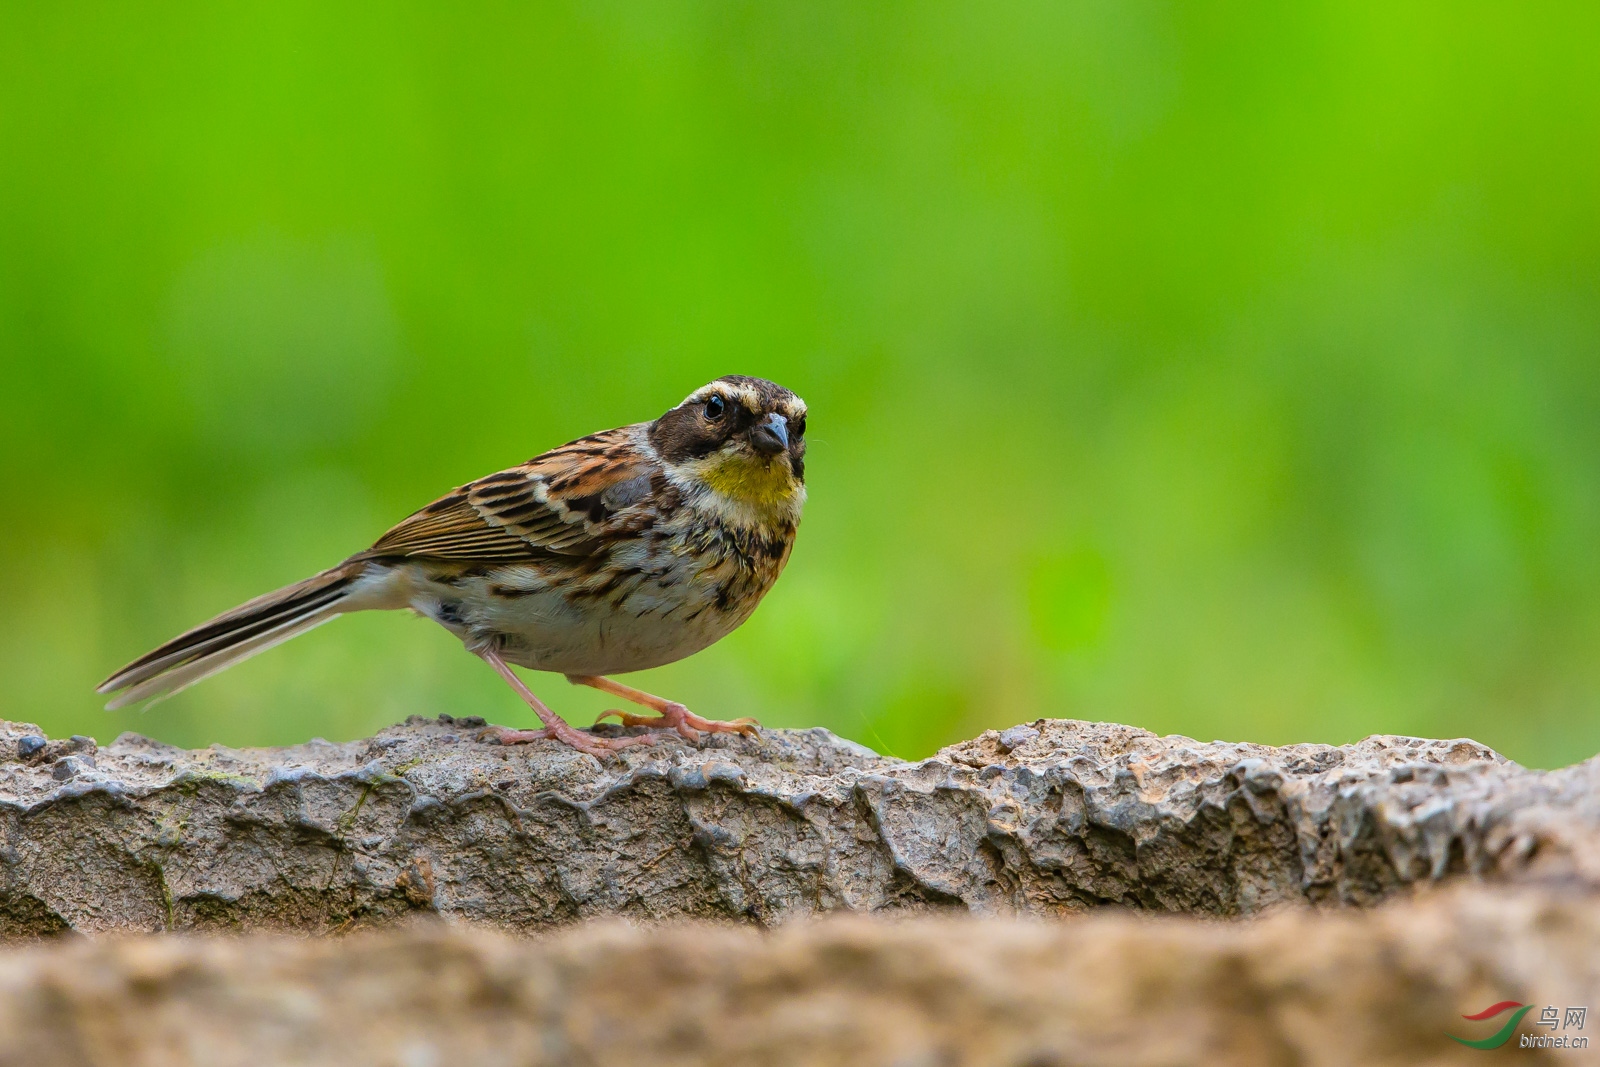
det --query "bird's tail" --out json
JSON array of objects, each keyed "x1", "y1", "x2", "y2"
[{"x1": 97, "y1": 561, "x2": 367, "y2": 710}]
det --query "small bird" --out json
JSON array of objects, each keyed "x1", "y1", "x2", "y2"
[{"x1": 98, "y1": 375, "x2": 808, "y2": 756}]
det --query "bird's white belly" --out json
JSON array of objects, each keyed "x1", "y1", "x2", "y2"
[
  {"x1": 391, "y1": 556, "x2": 752, "y2": 676},
  {"x1": 480, "y1": 582, "x2": 739, "y2": 675}
]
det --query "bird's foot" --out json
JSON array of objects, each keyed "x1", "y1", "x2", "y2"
[
  {"x1": 478, "y1": 723, "x2": 657, "y2": 757},
  {"x1": 476, "y1": 649, "x2": 658, "y2": 758},
  {"x1": 594, "y1": 702, "x2": 760, "y2": 742}
]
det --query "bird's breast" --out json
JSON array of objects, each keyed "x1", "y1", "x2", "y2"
[{"x1": 403, "y1": 512, "x2": 795, "y2": 675}]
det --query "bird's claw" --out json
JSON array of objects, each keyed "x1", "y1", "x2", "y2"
[
  {"x1": 477, "y1": 724, "x2": 657, "y2": 757},
  {"x1": 594, "y1": 704, "x2": 761, "y2": 742}
]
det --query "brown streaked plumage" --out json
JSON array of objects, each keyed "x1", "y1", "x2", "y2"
[{"x1": 98, "y1": 376, "x2": 809, "y2": 756}]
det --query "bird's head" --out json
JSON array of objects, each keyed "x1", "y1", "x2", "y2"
[{"x1": 649, "y1": 375, "x2": 808, "y2": 519}]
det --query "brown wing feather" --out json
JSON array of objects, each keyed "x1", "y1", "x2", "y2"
[{"x1": 364, "y1": 427, "x2": 654, "y2": 563}]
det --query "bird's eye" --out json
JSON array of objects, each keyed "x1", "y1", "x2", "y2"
[
  {"x1": 704, "y1": 395, "x2": 726, "y2": 420},
  {"x1": 794, "y1": 415, "x2": 806, "y2": 437}
]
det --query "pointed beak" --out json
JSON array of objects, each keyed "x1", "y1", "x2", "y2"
[{"x1": 750, "y1": 412, "x2": 789, "y2": 455}]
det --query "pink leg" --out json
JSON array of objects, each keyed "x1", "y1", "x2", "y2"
[
  {"x1": 477, "y1": 649, "x2": 657, "y2": 756},
  {"x1": 567, "y1": 674, "x2": 760, "y2": 742}
]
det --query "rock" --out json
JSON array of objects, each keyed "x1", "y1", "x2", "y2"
[
  {"x1": 996, "y1": 723, "x2": 1040, "y2": 751},
  {"x1": 0, "y1": 716, "x2": 1595, "y2": 934},
  {"x1": 0, "y1": 884, "x2": 1591, "y2": 1067}
]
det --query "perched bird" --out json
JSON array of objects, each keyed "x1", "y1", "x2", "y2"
[{"x1": 98, "y1": 376, "x2": 808, "y2": 756}]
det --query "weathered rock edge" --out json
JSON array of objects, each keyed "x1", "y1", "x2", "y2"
[
  {"x1": 0, "y1": 886, "x2": 1594, "y2": 1067},
  {"x1": 0, "y1": 716, "x2": 1596, "y2": 933}
]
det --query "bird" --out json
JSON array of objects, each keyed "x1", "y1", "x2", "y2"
[{"x1": 98, "y1": 375, "x2": 808, "y2": 756}]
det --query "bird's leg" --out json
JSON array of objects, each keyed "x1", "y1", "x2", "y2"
[
  {"x1": 477, "y1": 649, "x2": 657, "y2": 755},
  {"x1": 568, "y1": 674, "x2": 760, "y2": 741}
]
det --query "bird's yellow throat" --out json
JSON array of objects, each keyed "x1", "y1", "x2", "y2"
[{"x1": 694, "y1": 452, "x2": 802, "y2": 509}]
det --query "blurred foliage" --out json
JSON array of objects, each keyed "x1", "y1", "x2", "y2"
[{"x1": 3, "y1": 2, "x2": 1600, "y2": 767}]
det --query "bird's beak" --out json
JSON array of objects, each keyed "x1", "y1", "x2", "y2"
[{"x1": 750, "y1": 412, "x2": 789, "y2": 455}]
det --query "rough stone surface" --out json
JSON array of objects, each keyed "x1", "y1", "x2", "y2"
[
  {"x1": 0, "y1": 885, "x2": 1593, "y2": 1066},
  {"x1": 1, "y1": 715, "x2": 1596, "y2": 933}
]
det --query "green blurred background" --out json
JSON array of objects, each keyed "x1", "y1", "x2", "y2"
[{"x1": 4, "y1": 2, "x2": 1600, "y2": 767}]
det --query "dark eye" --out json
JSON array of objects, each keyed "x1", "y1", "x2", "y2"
[
  {"x1": 704, "y1": 395, "x2": 725, "y2": 421},
  {"x1": 794, "y1": 414, "x2": 806, "y2": 437}
]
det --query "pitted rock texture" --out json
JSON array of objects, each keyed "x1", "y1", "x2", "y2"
[
  {"x1": 0, "y1": 886, "x2": 1594, "y2": 1067},
  {"x1": 0, "y1": 716, "x2": 1595, "y2": 933}
]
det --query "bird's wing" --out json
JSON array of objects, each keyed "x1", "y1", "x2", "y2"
[{"x1": 364, "y1": 427, "x2": 659, "y2": 562}]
